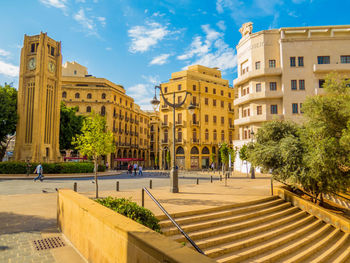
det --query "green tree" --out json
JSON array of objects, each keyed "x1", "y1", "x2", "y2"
[
  {"x1": 166, "y1": 150, "x2": 171, "y2": 169},
  {"x1": 210, "y1": 152, "x2": 216, "y2": 168},
  {"x1": 301, "y1": 73, "x2": 350, "y2": 200},
  {"x1": 0, "y1": 84, "x2": 17, "y2": 161},
  {"x1": 219, "y1": 143, "x2": 234, "y2": 174},
  {"x1": 154, "y1": 155, "x2": 159, "y2": 169},
  {"x1": 59, "y1": 102, "x2": 85, "y2": 151},
  {"x1": 239, "y1": 144, "x2": 250, "y2": 177},
  {"x1": 73, "y1": 113, "x2": 115, "y2": 198}
]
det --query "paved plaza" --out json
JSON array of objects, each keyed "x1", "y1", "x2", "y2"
[{"x1": 0, "y1": 171, "x2": 274, "y2": 262}]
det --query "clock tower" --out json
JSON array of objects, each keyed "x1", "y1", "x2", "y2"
[{"x1": 15, "y1": 33, "x2": 62, "y2": 162}]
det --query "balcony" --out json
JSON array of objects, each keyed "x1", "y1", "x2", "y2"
[
  {"x1": 130, "y1": 131, "x2": 134, "y2": 136},
  {"x1": 229, "y1": 124, "x2": 235, "y2": 130},
  {"x1": 135, "y1": 120, "x2": 139, "y2": 124},
  {"x1": 233, "y1": 67, "x2": 282, "y2": 86},
  {"x1": 135, "y1": 132, "x2": 139, "y2": 136},
  {"x1": 125, "y1": 131, "x2": 129, "y2": 135},
  {"x1": 234, "y1": 114, "x2": 284, "y2": 126},
  {"x1": 191, "y1": 121, "x2": 199, "y2": 126},
  {"x1": 118, "y1": 129, "x2": 123, "y2": 134},
  {"x1": 175, "y1": 120, "x2": 185, "y2": 126},
  {"x1": 161, "y1": 139, "x2": 169, "y2": 144},
  {"x1": 234, "y1": 90, "x2": 283, "y2": 106},
  {"x1": 119, "y1": 115, "x2": 124, "y2": 120},
  {"x1": 175, "y1": 138, "x2": 183, "y2": 144},
  {"x1": 161, "y1": 122, "x2": 169, "y2": 128},
  {"x1": 113, "y1": 113, "x2": 119, "y2": 119},
  {"x1": 161, "y1": 105, "x2": 170, "y2": 111},
  {"x1": 192, "y1": 103, "x2": 200, "y2": 108},
  {"x1": 229, "y1": 108, "x2": 234, "y2": 113},
  {"x1": 191, "y1": 138, "x2": 199, "y2": 143},
  {"x1": 313, "y1": 63, "x2": 350, "y2": 73},
  {"x1": 125, "y1": 117, "x2": 129, "y2": 122},
  {"x1": 130, "y1": 118, "x2": 134, "y2": 123}
]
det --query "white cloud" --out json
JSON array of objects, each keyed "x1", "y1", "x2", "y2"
[
  {"x1": 216, "y1": 20, "x2": 226, "y2": 31},
  {"x1": 127, "y1": 83, "x2": 154, "y2": 110},
  {"x1": 177, "y1": 24, "x2": 236, "y2": 71},
  {"x1": 128, "y1": 22, "x2": 169, "y2": 53},
  {"x1": 152, "y1": 12, "x2": 165, "y2": 17},
  {"x1": 97, "y1": 16, "x2": 106, "y2": 27},
  {"x1": 39, "y1": 0, "x2": 67, "y2": 9},
  {"x1": 149, "y1": 54, "x2": 171, "y2": 65},
  {"x1": 142, "y1": 75, "x2": 160, "y2": 85},
  {"x1": 0, "y1": 60, "x2": 19, "y2": 77},
  {"x1": 0, "y1": 49, "x2": 10, "y2": 57},
  {"x1": 106, "y1": 47, "x2": 112, "y2": 51},
  {"x1": 288, "y1": 11, "x2": 298, "y2": 18},
  {"x1": 74, "y1": 8, "x2": 95, "y2": 31}
]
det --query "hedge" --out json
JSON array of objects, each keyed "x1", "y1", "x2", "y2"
[
  {"x1": 95, "y1": 197, "x2": 161, "y2": 233},
  {"x1": 0, "y1": 161, "x2": 106, "y2": 174}
]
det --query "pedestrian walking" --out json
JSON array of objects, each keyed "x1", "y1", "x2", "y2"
[
  {"x1": 33, "y1": 163, "x2": 44, "y2": 182},
  {"x1": 133, "y1": 163, "x2": 138, "y2": 176},
  {"x1": 138, "y1": 165, "x2": 143, "y2": 176},
  {"x1": 127, "y1": 164, "x2": 132, "y2": 174},
  {"x1": 211, "y1": 162, "x2": 215, "y2": 171},
  {"x1": 26, "y1": 159, "x2": 32, "y2": 176}
]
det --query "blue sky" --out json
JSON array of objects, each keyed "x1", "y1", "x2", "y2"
[{"x1": 0, "y1": 0, "x2": 349, "y2": 109}]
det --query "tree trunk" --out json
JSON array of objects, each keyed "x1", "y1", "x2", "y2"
[{"x1": 94, "y1": 158, "x2": 98, "y2": 198}]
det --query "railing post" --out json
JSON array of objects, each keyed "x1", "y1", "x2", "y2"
[
  {"x1": 196, "y1": 178, "x2": 199, "y2": 185},
  {"x1": 220, "y1": 175, "x2": 222, "y2": 181},
  {"x1": 73, "y1": 182, "x2": 77, "y2": 192},
  {"x1": 211, "y1": 176, "x2": 213, "y2": 183},
  {"x1": 150, "y1": 180, "x2": 152, "y2": 189},
  {"x1": 271, "y1": 177, "x2": 274, "y2": 196},
  {"x1": 116, "y1": 181, "x2": 119, "y2": 191},
  {"x1": 142, "y1": 188, "x2": 144, "y2": 207}
]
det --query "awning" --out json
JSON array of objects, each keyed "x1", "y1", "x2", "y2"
[
  {"x1": 64, "y1": 157, "x2": 87, "y2": 160},
  {"x1": 114, "y1": 158, "x2": 145, "y2": 162}
]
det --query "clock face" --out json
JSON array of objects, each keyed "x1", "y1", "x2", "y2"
[
  {"x1": 28, "y1": 58, "x2": 36, "y2": 70},
  {"x1": 48, "y1": 62, "x2": 56, "y2": 73}
]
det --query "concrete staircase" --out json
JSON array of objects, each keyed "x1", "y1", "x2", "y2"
[{"x1": 159, "y1": 196, "x2": 350, "y2": 263}]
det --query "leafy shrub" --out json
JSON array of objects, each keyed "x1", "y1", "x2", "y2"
[
  {"x1": 0, "y1": 161, "x2": 106, "y2": 174},
  {"x1": 95, "y1": 197, "x2": 161, "y2": 233}
]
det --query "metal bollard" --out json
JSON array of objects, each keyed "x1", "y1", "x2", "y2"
[
  {"x1": 211, "y1": 176, "x2": 213, "y2": 183},
  {"x1": 150, "y1": 180, "x2": 152, "y2": 189},
  {"x1": 220, "y1": 175, "x2": 222, "y2": 181},
  {"x1": 196, "y1": 178, "x2": 199, "y2": 185},
  {"x1": 142, "y1": 188, "x2": 144, "y2": 207},
  {"x1": 73, "y1": 182, "x2": 77, "y2": 192},
  {"x1": 271, "y1": 178, "x2": 274, "y2": 196},
  {"x1": 116, "y1": 181, "x2": 119, "y2": 191},
  {"x1": 225, "y1": 174, "x2": 227, "y2": 186}
]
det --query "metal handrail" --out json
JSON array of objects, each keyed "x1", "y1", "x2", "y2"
[{"x1": 142, "y1": 187, "x2": 205, "y2": 255}]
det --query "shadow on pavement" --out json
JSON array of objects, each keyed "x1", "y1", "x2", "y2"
[{"x1": 0, "y1": 212, "x2": 56, "y2": 235}]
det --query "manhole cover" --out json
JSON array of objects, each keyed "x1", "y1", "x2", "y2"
[{"x1": 33, "y1": 237, "x2": 65, "y2": 251}]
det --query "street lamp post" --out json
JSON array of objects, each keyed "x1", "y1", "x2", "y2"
[
  {"x1": 151, "y1": 85, "x2": 195, "y2": 193},
  {"x1": 250, "y1": 130, "x2": 255, "y2": 179}
]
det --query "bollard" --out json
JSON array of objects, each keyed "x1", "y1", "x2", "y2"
[
  {"x1": 220, "y1": 175, "x2": 222, "y2": 181},
  {"x1": 225, "y1": 174, "x2": 227, "y2": 186},
  {"x1": 142, "y1": 188, "x2": 144, "y2": 207},
  {"x1": 116, "y1": 181, "x2": 119, "y2": 191},
  {"x1": 271, "y1": 177, "x2": 274, "y2": 196},
  {"x1": 73, "y1": 182, "x2": 77, "y2": 192},
  {"x1": 196, "y1": 178, "x2": 199, "y2": 185},
  {"x1": 211, "y1": 176, "x2": 213, "y2": 183},
  {"x1": 150, "y1": 180, "x2": 152, "y2": 189}
]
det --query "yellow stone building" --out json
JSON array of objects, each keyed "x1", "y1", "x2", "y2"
[
  {"x1": 15, "y1": 33, "x2": 62, "y2": 163},
  {"x1": 159, "y1": 65, "x2": 235, "y2": 170},
  {"x1": 147, "y1": 110, "x2": 160, "y2": 168},
  {"x1": 233, "y1": 23, "x2": 350, "y2": 171},
  {"x1": 61, "y1": 62, "x2": 151, "y2": 168}
]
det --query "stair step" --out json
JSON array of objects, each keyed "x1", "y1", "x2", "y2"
[
  {"x1": 309, "y1": 233, "x2": 349, "y2": 263},
  {"x1": 252, "y1": 226, "x2": 339, "y2": 263},
  {"x1": 206, "y1": 214, "x2": 319, "y2": 259},
  {"x1": 195, "y1": 210, "x2": 307, "y2": 250},
  {"x1": 331, "y1": 237, "x2": 350, "y2": 263},
  {"x1": 159, "y1": 198, "x2": 284, "y2": 228},
  {"x1": 157, "y1": 196, "x2": 279, "y2": 221},
  {"x1": 162, "y1": 202, "x2": 292, "y2": 236},
  {"x1": 172, "y1": 206, "x2": 303, "y2": 243}
]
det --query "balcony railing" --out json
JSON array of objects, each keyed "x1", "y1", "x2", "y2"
[
  {"x1": 125, "y1": 131, "x2": 129, "y2": 135},
  {"x1": 161, "y1": 105, "x2": 169, "y2": 111},
  {"x1": 175, "y1": 138, "x2": 183, "y2": 144},
  {"x1": 161, "y1": 139, "x2": 169, "y2": 144},
  {"x1": 130, "y1": 131, "x2": 134, "y2": 136},
  {"x1": 191, "y1": 138, "x2": 199, "y2": 143},
  {"x1": 229, "y1": 108, "x2": 234, "y2": 113},
  {"x1": 175, "y1": 121, "x2": 186, "y2": 126},
  {"x1": 125, "y1": 117, "x2": 129, "y2": 122},
  {"x1": 161, "y1": 122, "x2": 169, "y2": 127},
  {"x1": 119, "y1": 115, "x2": 124, "y2": 120},
  {"x1": 229, "y1": 124, "x2": 234, "y2": 129},
  {"x1": 192, "y1": 121, "x2": 199, "y2": 126}
]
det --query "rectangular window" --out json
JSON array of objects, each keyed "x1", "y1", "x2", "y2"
[
  {"x1": 193, "y1": 85, "x2": 196, "y2": 91},
  {"x1": 298, "y1": 57, "x2": 304, "y2": 67},
  {"x1": 291, "y1": 80, "x2": 297, "y2": 90},
  {"x1": 221, "y1": 116, "x2": 224, "y2": 124},
  {"x1": 205, "y1": 98, "x2": 208, "y2": 105},
  {"x1": 292, "y1": 103, "x2": 298, "y2": 114},
  {"x1": 270, "y1": 105, "x2": 278, "y2": 114},
  {"x1": 341, "y1": 56, "x2": 350, "y2": 64},
  {"x1": 31, "y1": 43, "x2": 35, "y2": 53},
  {"x1": 255, "y1": 61, "x2": 261, "y2": 70},
  {"x1": 256, "y1": 83, "x2": 262, "y2": 92},
  {"x1": 164, "y1": 87, "x2": 167, "y2": 93},
  {"x1": 205, "y1": 87, "x2": 208, "y2": 93},
  {"x1": 221, "y1": 90, "x2": 224, "y2": 96},
  {"x1": 319, "y1": 79, "x2": 325, "y2": 88},
  {"x1": 213, "y1": 99, "x2": 216, "y2": 106},
  {"x1": 318, "y1": 56, "x2": 330, "y2": 64},
  {"x1": 213, "y1": 116, "x2": 217, "y2": 124},
  {"x1": 300, "y1": 103, "x2": 303, "y2": 114},
  {"x1": 192, "y1": 96, "x2": 196, "y2": 105},
  {"x1": 299, "y1": 80, "x2": 305, "y2": 90},
  {"x1": 213, "y1": 88, "x2": 216, "y2": 94},
  {"x1": 269, "y1": 60, "x2": 276, "y2": 68},
  {"x1": 178, "y1": 84, "x2": 182, "y2": 90},
  {"x1": 228, "y1": 92, "x2": 231, "y2": 98},
  {"x1": 51, "y1": 47, "x2": 55, "y2": 56},
  {"x1": 290, "y1": 57, "x2": 296, "y2": 67},
  {"x1": 177, "y1": 96, "x2": 182, "y2": 103},
  {"x1": 221, "y1": 101, "x2": 224, "y2": 108},
  {"x1": 269, "y1": 82, "x2": 277, "y2": 91},
  {"x1": 205, "y1": 115, "x2": 209, "y2": 123},
  {"x1": 257, "y1": 106, "x2": 262, "y2": 115}
]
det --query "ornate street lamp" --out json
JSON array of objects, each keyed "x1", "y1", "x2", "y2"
[
  {"x1": 151, "y1": 85, "x2": 195, "y2": 193},
  {"x1": 250, "y1": 130, "x2": 255, "y2": 179}
]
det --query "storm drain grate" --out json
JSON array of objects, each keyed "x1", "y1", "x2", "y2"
[{"x1": 33, "y1": 237, "x2": 65, "y2": 251}]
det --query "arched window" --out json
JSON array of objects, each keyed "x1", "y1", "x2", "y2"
[
  {"x1": 176, "y1": 146, "x2": 185, "y2": 154},
  {"x1": 87, "y1": 93, "x2": 92, "y2": 99},
  {"x1": 75, "y1": 93, "x2": 80, "y2": 99},
  {"x1": 101, "y1": 106, "x2": 105, "y2": 116},
  {"x1": 221, "y1": 130, "x2": 225, "y2": 141},
  {"x1": 213, "y1": 130, "x2": 217, "y2": 141},
  {"x1": 178, "y1": 128, "x2": 182, "y2": 142},
  {"x1": 190, "y1": 146, "x2": 199, "y2": 154},
  {"x1": 86, "y1": 106, "x2": 91, "y2": 112},
  {"x1": 102, "y1": 93, "x2": 106, "y2": 99},
  {"x1": 62, "y1": 91, "x2": 67, "y2": 98},
  {"x1": 202, "y1": 147, "x2": 210, "y2": 154},
  {"x1": 205, "y1": 129, "x2": 209, "y2": 141}
]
